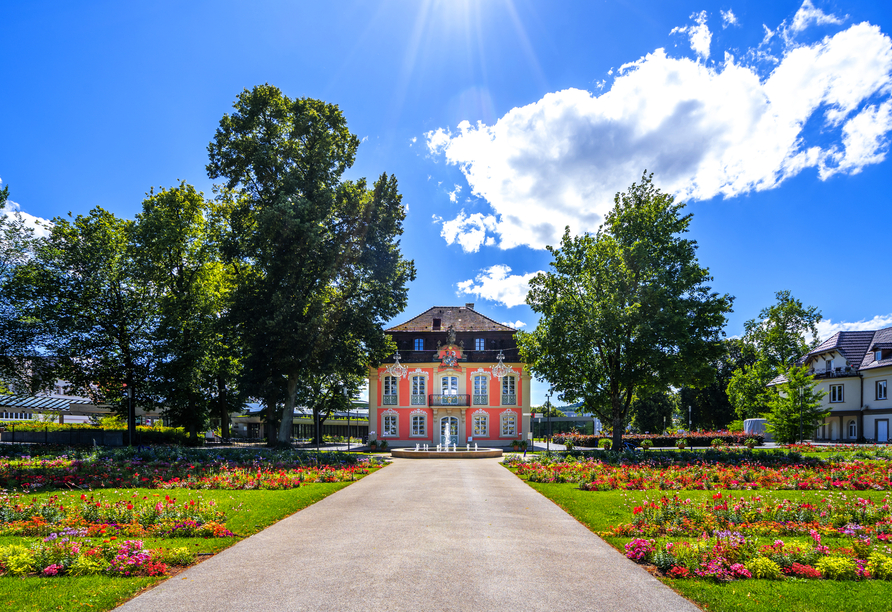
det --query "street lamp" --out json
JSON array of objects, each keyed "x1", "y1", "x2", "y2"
[
  {"x1": 688, "y1": 405, "x2": 691, "y2": 431},
  {"x1": 344, "y1": 386, "x2": 351, "y2": 452}
]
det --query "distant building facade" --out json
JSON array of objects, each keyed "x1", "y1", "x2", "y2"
[
  {"x1": 368, "y1": 304, "x2": 530, "y2": 448},
  {"x1": 783, "y1": 327, "x2": 892, "y2": 442}
]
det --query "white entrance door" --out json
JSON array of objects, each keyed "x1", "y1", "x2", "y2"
[
  {"x1": 879, "y1": 420, "x2": 889, "y2": 443},
  {"x1": 440, "y1": 416, "x2": 459, "y2": 446}
]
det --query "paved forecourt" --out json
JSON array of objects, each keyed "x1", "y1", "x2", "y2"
[{"x1": 116, "y1": 456, "x2": 698, "y2": 612}]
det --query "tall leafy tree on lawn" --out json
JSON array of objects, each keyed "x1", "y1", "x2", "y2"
[
  {"x1": 133, "y1": 183, "x2": 244, "y2": 441},
  {"x1": 0, "y1": 185, "x2": 54, "y2": 394},
  {"x1": 206, "y1": 85, "x2": 415, "y2": 446},
  {"x1": 27, "y1": 208, "x2": 157, "y2": 437},
  {"x1": 518, "y1": 173, "x2": 733, "y2": 451},
  {"x1": 728, "y1": 291, "x2": 822, "y2": 420}
]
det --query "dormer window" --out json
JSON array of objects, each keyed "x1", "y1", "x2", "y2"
[
  {"x1": 433, "y1": 318, "x2": 441, "y2": 330},
  {"x1": 877, "y1": 350, "x2": 883, "y2": 362}
]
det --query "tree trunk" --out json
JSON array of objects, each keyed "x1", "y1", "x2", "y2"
[
  {"x1": 612, "y1": 416, "x2": 624, "y2": 452},
  {"x1": 265, "y1": 394, "x2": 277, "y2": 446},
  {"x1": 217, "y1": 375, "x2": 230, "y2": 440},
  {"x1": 277, "y1": 373, "x2": 299, "y2": 447}
]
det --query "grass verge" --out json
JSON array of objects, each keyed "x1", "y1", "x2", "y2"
[
  {"x1": 0, "y1": 478, "x2": 366, "y2": 611},
  {"x1": 519, "y1": 479, "x2": 892, "y2": 612}
]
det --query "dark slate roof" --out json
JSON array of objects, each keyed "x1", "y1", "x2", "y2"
[
  {"x1": 803, "y1": 330, "x2": 876, "y2": 368},
  {"x1": 861, "y1": 327, "x2": 892, "y2": 371},
  {"x1": 386, "y1": 305, "x2": 516, "y2": 333}
]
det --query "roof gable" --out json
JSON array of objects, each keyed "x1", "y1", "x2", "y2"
[{"x1": 387, "y1": 306, "x2": 515, "y2": 333}]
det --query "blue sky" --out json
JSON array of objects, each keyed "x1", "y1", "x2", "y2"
[{"x1": 2, "y1": 0, "x2": 892, "y2": 405}]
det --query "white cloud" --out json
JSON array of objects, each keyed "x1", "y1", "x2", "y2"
[
  {"x1": 438, "y1": 210, "x2": 498, "y2": 253},
  {"x1": 410, "y1": 136, "x2": 417, "y2": 145},
  {"x1": 0, "y1": 195, "x2": 51, "y2": 239},
  {"x1": 791, "y1": 0, "x2": 844, "y2": 33},
  {"x1": 448, "y1": 183, "x2": 462, "y2": 203},
  {"x1": 501, "y1": 320, "x2": 526, "y2": 329},
  {"x1": 456, "y1": 265, "x2": 541, "y2": 308},
  {"x1": 721, "y1": 9, "x2": 739, "y2": 28},
  {"x1": 671, "y1": 10, "x2": 712, "y2": 60},
  {"x1": 817, "y1": 313, "x2": 892, "y2": 339},
  {"x1": 427, "y1": 20, "x2": 892, "y2": 251}
]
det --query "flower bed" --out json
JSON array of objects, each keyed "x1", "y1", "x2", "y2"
[
  {"x1": 552, "y1": 432, "x2": 763, "y2": 448},
  {"x1": 623, "y1": 530, "x2": 892, "y2": 582},
  {"x1": 0, "y1": 450, "x2": 379, "y2": 491},
  {"x1": 508, "y1": 457, "x2": 892, "y2": 491},
  {"x1": 604, "y1": 492, "x2": 892, "y2": 538},
  {"x1": 0, "y1": 492, "x2": 234, "y2": 538},
  {"x1": 0, "y1": 530, "x2": 197, "y2": 577}
]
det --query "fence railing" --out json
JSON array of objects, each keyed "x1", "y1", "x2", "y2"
[{"x1": 428, "y1": 394, "x2": 471, "y2": 406}]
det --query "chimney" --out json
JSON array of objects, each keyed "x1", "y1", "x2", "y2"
[{"x1": 465, "y1": 303, "x2": 475, "y2": 310}]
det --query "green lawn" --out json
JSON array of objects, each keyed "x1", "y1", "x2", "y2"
[
  {"x1": 0, "y1": 480, "x2": 363, "y2": 611},
  {"x1": 519, "y1": 479, "x2": 892, "y2": 612}
]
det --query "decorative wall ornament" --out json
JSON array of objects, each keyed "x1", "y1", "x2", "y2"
[
  {"x1": 472, "y1": 408, "x2": 489, "y2": 416},
  {"x1": 491, "y1": 351, "x2": 515, "y2": 379},
  {"x1": 410, "y1": 368, "x2": 430, "y2": 378},
  {"x1": 500, "y1": 408, "x2": 517, "y2": 416},
  {"x1": 382, "y1": 408, "x2": 398, "y2": 416},
  {"x1": 410, "y1": 408, "x2": 427, "y2": 416},
  {"x1": 385, "y1": 352, "x2": 409, "y2": 379}
]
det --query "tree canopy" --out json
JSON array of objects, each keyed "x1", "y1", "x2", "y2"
[
  {"x1": 518, "y1": 173, "x2": 733, "y2": 450},
  {"x1": 728, "y1": 291, "x2": 823, "y2": 421},
  {"x1": 207, "y1": 85, "x2": 415, "y2": 445}
]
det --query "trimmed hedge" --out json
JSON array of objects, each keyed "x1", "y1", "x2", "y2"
[
  {"x1": 1, "y1": 421, "x2": 190, "y2": 445},
  {"x1": 552, "y1": 432, "x2": 764, "y2": 448}
]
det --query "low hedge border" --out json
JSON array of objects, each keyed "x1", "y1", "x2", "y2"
[{"x1": 552, "y1": 433, "x2": 764, "y2": 448}]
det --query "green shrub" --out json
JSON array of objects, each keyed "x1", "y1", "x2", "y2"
[
  {"x1": 152, "y1": 546, "x2": 196, "y2": 566},
  {"x1": 598, "y1": 439, "x2": 612, "y2": 450},
  {"x1": 867, "y1": 553, "x2": 892, "y2": 580},
  {"x1": 746, "y1": 557, "x2": 781, "y2": 580},
  {"x1": 640, "y1": 439, "x2": 653, "y2": 450},
  {"x1": 69, "y1": 554, "x2": 108, "y2": 576},
  {"x1": 816, "y1": 555, "x2": 858, "y2": 580},
  {"x1": 0, "y1": 544, "x2": 36, "y2": 576}
]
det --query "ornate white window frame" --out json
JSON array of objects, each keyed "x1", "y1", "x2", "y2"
[
  {"x1": 501, "y1": 375, "x2": 517, "y2": 405},
  {"x1": 411, "y1": 369, "x2": 429, "y2": 405},
  {"x1": 472, "y1": 408, "x2": 489, "y2": 437},
  {"x1": 382, "y1": 375, "x2": 398, "y2": 406},
  {"x1": 382, "y1": 409, "x2": 398, "y2": 437},
  {"x1": 473, "y1": 374, "x2": 488, "y2": 405},
  {"x1": 500, "y1": 408, "x2": 518, "y2": 437},
  {"x1": 410, "y1": 408, "x2": 427, "y2": 437}
]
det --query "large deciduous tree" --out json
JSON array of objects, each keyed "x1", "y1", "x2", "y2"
[
  {"x1": 728, "y1": 291, "x2": 822, "y2": 420},
  {"x1": 133, "y1": 183, "x2": 243, "y2": 441},
  {"x1": 0, "y1": 185, "x2": 52, "y2": 394},
  {"x1": 29, "y1": 208, "x2": 157, "y2": 439},
  {"x1": 518, "y1": 173, "x2": 733, "y2": 451},
  {"x1": 207, "y1": 85, "x2": 415, "y2": 446}
]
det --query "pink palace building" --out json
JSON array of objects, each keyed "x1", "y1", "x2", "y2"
[{"x1": 368, "y1": 304, "x2": 531, "y2": 448}]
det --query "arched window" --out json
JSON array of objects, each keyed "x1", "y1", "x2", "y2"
[{"x1": 848, "y1": 420, "x2": 857, "y2": 439}]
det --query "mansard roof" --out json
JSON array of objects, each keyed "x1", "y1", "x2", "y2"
[{"x1": 386, "y1": 305, "x2": 516, "y2": 333}]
